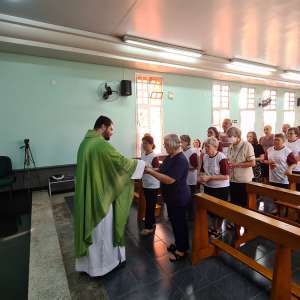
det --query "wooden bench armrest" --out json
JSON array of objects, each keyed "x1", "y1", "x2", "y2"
[{"x1": 275, "y1": 200, "x2": 300, "y2": 211}]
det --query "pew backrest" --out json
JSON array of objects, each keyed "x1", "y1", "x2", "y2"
[{"x1": 195, "y1": 192, "x2": 300, "y2": 251}]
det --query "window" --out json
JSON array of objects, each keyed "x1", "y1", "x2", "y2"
[
  {"x1": 283, "y1": 92, "x2": 296, "y2": 126},
  {"x1": 263, "y1": 89, "x2": 277, "y2": 131},
  {"x1": 212, "y1": 83, "x2": 230, "y2": 131},
  {"x1": 136, "y1": 75, "x2": 163, "y2": 156},
  {"x1": 239, "y1": 87, "x2": 255, "y2": 138}
]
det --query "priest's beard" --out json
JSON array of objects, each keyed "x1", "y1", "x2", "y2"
[{"x1": 102, "y1": 130, "x2": 111, "y2": 141}]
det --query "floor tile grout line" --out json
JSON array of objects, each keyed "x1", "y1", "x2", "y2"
[{"x1": 55, "y1": 194, "x2": 300, "y2": 300}]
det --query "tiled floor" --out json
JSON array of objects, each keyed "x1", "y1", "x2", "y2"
[
  {"x1": 0, "y1": 189, "x2": 32, "y2": 300},
  {"x1": 52, "y1": 194, "x2": 108, "y2": 299},
  {"x1": 51, "y1": 194, "x2": 300, "y2": 300},
  {"x1": 2, "y1": 189, "x2": 300, "y2": 300},
  {"x1": 105, "y1": 211, "x2": 270, "y2": 300},
  {"x1": 3, "y1": 189, "x2": 299, "y2": 299}
]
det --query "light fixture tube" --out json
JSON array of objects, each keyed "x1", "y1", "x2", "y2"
[
  {"x1": 281, "y1": 71, "x2": 300, "y2": 82},
  {"x1": 227, "y1": 59, "x2": 277, "y2": 75},
  {"x1": 123, "y1": 35, "x2": 203, "y2": 58}
]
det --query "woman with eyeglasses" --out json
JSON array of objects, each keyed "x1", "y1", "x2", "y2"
[
  {"x1": 263, "y1": 133, "x2": 297, "y2": 189},
  {"x1": 145, "y1": 134, "x2": 190, "y2": 262},
  {"x1": 227, "y1": 127, "x2": 256, "y2": 208}
]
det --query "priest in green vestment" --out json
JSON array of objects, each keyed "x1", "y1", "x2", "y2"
[{"x1": 75, "y1": 115, "x2": 145, "y2": 276}]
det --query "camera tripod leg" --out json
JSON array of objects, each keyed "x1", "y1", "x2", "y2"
[
  {"x1": 28, "y1": 146, "x2": 41, "y2": 187},
  {"x1": 22, "y1": 145, "x2": 40, "y2": 189},
  {"x1": 23, "y1": 150, "x2": 27, "y2": 184}
]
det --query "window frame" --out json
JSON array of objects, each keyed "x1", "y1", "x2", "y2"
[
  {"x1": 135, "y1": 73, "x2": 164, "y2": 156},
  {"x1": 239, "y1": 87, "x2": 256, "y2": 137},
  {"x1": 262, "y1": 89, "x2": 277, "y2": 130},
  {"x1": 283, "y1": 91, "x2": 296, "y2": 126},
  {"x1": 211, "y1": 82, "x2": 230, "y2": 131}
]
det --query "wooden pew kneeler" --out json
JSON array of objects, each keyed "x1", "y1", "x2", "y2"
[
  {"x1": 192, "y1": 192, "x2": 300, "y2": 299},
  {"x1": 233, "y1": 182, "x2": 300, "y2": 248}
]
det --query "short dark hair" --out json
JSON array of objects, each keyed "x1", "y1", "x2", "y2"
[
  {"x1": 208, "y1": 127, "x2": 220, "y2": 140},
  {"x1": 94, "y1": 115, "x2": 113, "y2": 130},
  {"x1": 180, "y1": 135, "x2": 191, "y2": 145},
  {"x1": 274, "y1": 133, "x2": 285, "y2": 141},
  {"x1": 247, "y1": 131, "x2": 258, "y2": 145},
  {"x1": 142, "y1": 135, "x2": 156, "y2": 149},
  {"x1": 288, "y1": 127, "x2": 299, "y2": 136}
]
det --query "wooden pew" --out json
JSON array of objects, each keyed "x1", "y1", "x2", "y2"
[
  {"x1": 232, "y1": 182, "x2": 300, "y2": 248},
  {"x1": 133, "y1": 179, "x2": 163, "y2": 221},
  {"x1": 133, "y1": 179, "x2": 146, "y2": 220},
  {"x1": 192, "y1": 192, "x2": 300, "y2": 299},
  {"x1": 247, "y1": 182, "x2": 300, "y2": 224},
  {"x1": 288, "y1": 173, "x2": 300, "y2": 191},
  {"x1": 247, "y1": 182, "x2": 300, "y2": 211},
  {"x1": 286, "y1": 174, "x2": 300, "y2": 221}
]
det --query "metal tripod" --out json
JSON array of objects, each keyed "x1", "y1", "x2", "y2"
[{"x1": 20, "y1": 141, "x2": 40, "y2": 188}]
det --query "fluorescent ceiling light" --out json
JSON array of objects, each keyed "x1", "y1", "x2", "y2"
[
  {"x1": 227, "y1": 59, "x2": 277, "y2": 76},
  {"x1": 123, "y1": 35, "x2": 203, "y2": 58},
  {"x1": 159, "y1": 52, "x2": 197, "y2": 63},
  {"x1": 281, "y1": 71, "x2": 300, "y2": 82}
]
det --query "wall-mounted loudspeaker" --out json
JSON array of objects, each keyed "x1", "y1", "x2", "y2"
[
  {"x1": 297, "y1": 97, "x2": 300, "y2": 107},
  {"x1": 120, "y1": 80, "x2": 132, "y2": 96}
]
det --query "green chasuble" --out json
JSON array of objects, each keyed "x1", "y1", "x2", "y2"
[{"x1": 74, "y1": 130, "x2": 137, "y2": 258}]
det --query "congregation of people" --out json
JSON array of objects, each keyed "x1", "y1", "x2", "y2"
[
  {"x1": 140, "y1": 119, "x2": 300, "y2": 261},
  {"x1": 74, "y1": 116, "x2": 300, "y2": 277}
]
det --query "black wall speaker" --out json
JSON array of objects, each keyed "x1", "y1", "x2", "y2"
[
  {"x1": 120, "y1": 80, "x2": 132, "y2": 96},
  {"x1": 297, "y1": 97, "x2": 300, "y2": 107}
]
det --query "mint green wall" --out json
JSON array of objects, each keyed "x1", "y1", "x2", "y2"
[
  {"x1": 163, "y1": 74, "x2": 211, "y2": 140},
  {"x1": 0, "y1": 53, "x2": 137, "y2": 169},
  {"x1": 228, "y1": 82, "x2": 300, "y2": 134},
  {"x1": 0, "y1": 52, "x2": 299, "y2": 169}
]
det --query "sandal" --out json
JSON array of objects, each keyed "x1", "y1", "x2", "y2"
[
  {"x1": 210, "y1": 230, "x2": 221, "y2": 239},
  {"x1": 167, "y1": 244, "x2": 177, "y2": 253},
  {"x1": 226, "y1": 223, "x2": 234, "y2": 230},
  {"x1": 169, "y1": 252, "x2": 187, "y2": 262},
  {"x1": 270, "y1": 208, "x2": 278, "y2": 215}
]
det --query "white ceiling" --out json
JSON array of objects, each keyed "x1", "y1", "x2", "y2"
[
  {"x1": 0, "y1": 0, "x2": 300, "y2": 90},
  {"x1": 0, "y1": 0, "x2": 300, "y2": 70}
]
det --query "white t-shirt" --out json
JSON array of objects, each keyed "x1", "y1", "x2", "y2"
[
  {"x1": 194, "y1": 147, "x2": 201, "y2": 157},
  {"x1": 287, "y1": 139, "x2": 300, "y2": 172},
  {"x1": 141, "y1": 152, "x2": 160, "y2": 189},
  {"x1": 183, "y1": 147, "x2": 198, "y2": 185},
  {"x1": 266, "y1": 146, "x2": 295, "y2": 184},
  {"x1": 202, "y1": 152, "x2": 229, "y2": 188}
]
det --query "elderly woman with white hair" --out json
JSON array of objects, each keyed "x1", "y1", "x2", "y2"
[
  {"x1": 145, "y1": 134, "x2": 190, "y2": 262},
  {"x1": 227, "y1": 127, "x2": 256, "y2": 208}
]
